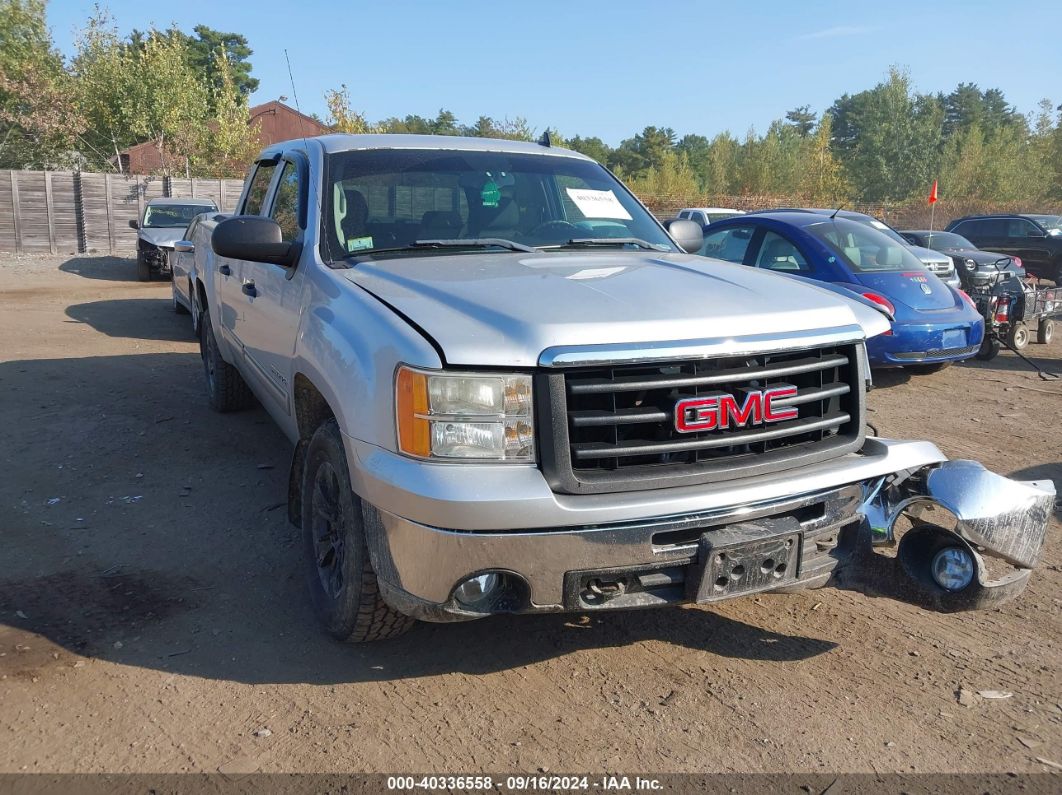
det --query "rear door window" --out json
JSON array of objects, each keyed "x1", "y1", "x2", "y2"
[
  {"x1": 269, "y1": 161, "x2": 302, "y2": 242},
  {"x1": 242, "y1": 161, "x2": 277, "y2": 215}
]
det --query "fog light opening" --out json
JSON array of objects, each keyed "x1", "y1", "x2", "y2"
[
  {"x1": 453, "y1": 572, "x2": 501, "y2": 606},
  {"x1": 931, "y1": 546, "x2": 975, "y2": 592}
]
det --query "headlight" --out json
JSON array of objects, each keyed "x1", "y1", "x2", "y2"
[
  {"x1": 395, "y1": 366, "x2": 534, "y2": 462},
  {"x1": 964, "y1": 258, "x2": 976, "y2": 271}
]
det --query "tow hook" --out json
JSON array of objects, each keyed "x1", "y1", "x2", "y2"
[{"x1": 587, "y1": 577, "x2": 628, "y2": 601}]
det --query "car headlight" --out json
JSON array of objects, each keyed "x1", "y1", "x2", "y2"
[
  {"x1": 964, "y1": 258, "x2": 977, "y2": 271},
  {"x1": 395, "y1": 366, "x2": 534, "y2": 462}
]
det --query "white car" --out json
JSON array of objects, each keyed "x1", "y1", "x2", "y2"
[{"x1": 677, "y1": 207, "x2": 745, "y2": 227}]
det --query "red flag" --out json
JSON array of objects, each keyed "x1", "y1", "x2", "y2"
[{"x1": 928, "y1": 180, "x2": 938, "y2": 205}]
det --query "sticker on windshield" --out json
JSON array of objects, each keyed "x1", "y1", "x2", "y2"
[
  {"x1": 346, "y1": 236, "x2": 374, "y2": 252},
  {"x1": 565, "y1": 188, "x2": 632, "y2": 221},
  {"x1": 480, "y1": 180, "x2": 500, "y2": 207}
]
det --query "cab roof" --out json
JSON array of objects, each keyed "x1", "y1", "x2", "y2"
[{"x1": 262, "y1": 133, "x2": 594, "y2": 161}]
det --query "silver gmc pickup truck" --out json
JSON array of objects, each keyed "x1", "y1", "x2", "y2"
[{"x1": 177, "y1": 134, "x2": 1054, "y2": 643}]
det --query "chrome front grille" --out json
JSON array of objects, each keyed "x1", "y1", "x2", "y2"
[{"x1": 540, "y1": 344, "x2": 867, "y2": 494}]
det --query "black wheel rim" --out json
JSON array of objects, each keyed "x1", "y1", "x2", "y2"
[{"x1": 310, "y1": 461, "x2": 345, "y2": 599}]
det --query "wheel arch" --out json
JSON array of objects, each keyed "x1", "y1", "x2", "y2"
[{"x1": 288, "y1": 371, "x2": 340, "y2": 528}]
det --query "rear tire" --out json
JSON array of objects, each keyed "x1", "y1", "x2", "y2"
[
  {"x1": 300, "y1": 419, "x2": 414, "y2": 643},
  {"x1": 136, "y1": 252, "x2": 151, "y2": 282},
  {"x1": 1036, "y1": 319, "x2": 1054, "y2": 345},
  {"x1": 906, "y1": 362, "x2": 951, "y2": 374},
  {"x1": 1007, "y1": 322, "x2": 1030, "y2": 350},
  {"x1": 199, "y1": 311, "x2": 254, "y2": 412},
  {"x1": 975, "y1": 335, "x2": 1000, "y2": 361}
]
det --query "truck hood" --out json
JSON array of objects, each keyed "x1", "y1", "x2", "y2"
[
  {"x1": 138, "y1": 228, "x2": 186, "y2": 248},
  {"x1": 344, "y1": 251, "x2": 890, "y2": 367}
]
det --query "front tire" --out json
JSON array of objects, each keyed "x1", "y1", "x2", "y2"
[
  {"x1": 136, "y1": 252, "x2": 151, "y2": 282},
  {"x1": 301, "y1": 419, "x2": 413, "y2": 642},
  {"x1": 199, "y1": 311, "x2": 254, "y2": 412}
]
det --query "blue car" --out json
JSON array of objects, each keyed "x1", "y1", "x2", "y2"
[{"x1": 698, "y1": 212, "x2": 985, "y2": 371}]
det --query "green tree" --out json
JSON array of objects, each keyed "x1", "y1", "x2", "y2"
[
  {"x1": 130, "y1": 25, "x2": 258, "y2": 102},
  {"x1": 0, "y1": 0, "x2": 81, "y2": 168},
  {"x1": 74, "y1": 11, "x2": 210, "y2": 174},
  {"x1": 701, "y1": 132, "x2": 740, "y2": 194},
  {"x1": 203, "y1": 51, "x2": 261, "y2": 177},
  {"x1": 566, "y1": 135, "x2": 612, "y2": 164},
  {"x1": 784, "y1": 105, "x2": 816, "y2": 137},
  {"x1": 624, "y1": 148, "x2": 699, "y2": 198},
  {"x1": 799, "y1": 115, "x2": 849, "y2": 203},
  {"x1": 611, "y1": 126, "x2": 676, "y2": 177},
  {"x1": 324, "y1": 84, "x2": 372, "y2": 133},
  {"x1": 827, "y1": 67, "x2": 944, "y2": 200}
]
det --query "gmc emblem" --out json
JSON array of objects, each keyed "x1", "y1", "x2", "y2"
[{"x1": 675, "y1": 386, "x2": 799, "y2": 433}]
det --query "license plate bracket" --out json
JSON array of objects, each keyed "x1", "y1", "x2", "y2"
[
  {"x1": 692, "y1": 518, "x2": 802, "y2": 603},
  {"x1": 942, "y1": 329, "x2": 966, "y2": 349}
]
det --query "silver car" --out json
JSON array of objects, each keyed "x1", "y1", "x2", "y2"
[{"x1": 130, "y1": 197, "x2": 217, "y2": 282}]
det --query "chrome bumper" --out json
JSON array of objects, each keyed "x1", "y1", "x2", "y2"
[{"x1": 342, "y1": 421, "x2": 1055, "y2": 621}]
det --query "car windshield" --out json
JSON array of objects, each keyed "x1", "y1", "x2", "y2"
[
  {"x1": 142, "y1": 204, "x2": 212, "y2": 228},
  {"x1": 849, "y1": 215, "x2": 910, "y2": 245},
  {"x1": 807, "y1": 218, "x2": 928, "y2": 273},
  {"x1": 321, "y1": 148, "x2": 676, "y2": 260},
  {"x1": 1027, "y1": 214, "x2": 1062, "y2": 233},
  {"x1": 918, "y1": 231, "x2": 974, "y2": 249}
]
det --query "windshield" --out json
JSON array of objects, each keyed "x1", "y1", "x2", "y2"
[
  {"x1": 807, "y1": 218, "x2": 929, "y2": 273},
  {"x1": 321, "y1": 148, "x2": 676, "y2": 259},
  {"x1": 847, "y1": 215, "x2": 911, "y2": 245},
  {"x1": 918, "y1": 231, "x2": 974, "y2": 249},
  {"x1": 142, "y1": 204, "x2": 213, "y2": 228},
  {"x1": 1028, "y1": 214, "x2": 1062, "y2": 233}
]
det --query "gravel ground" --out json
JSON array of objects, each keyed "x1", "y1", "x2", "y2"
[{"x1": 0, "y1": 253, "x2": 1060, "y2": 775}]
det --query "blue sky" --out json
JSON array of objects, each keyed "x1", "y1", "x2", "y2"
[{"x1": 46, "y1": 0, "x2": 1062, "y2": 145}]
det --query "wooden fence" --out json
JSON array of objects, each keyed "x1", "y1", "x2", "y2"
[{"x1": 0, "y1": 169, "x2": 246, "y2": 255}]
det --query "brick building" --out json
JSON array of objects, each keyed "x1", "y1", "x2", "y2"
[{"x1": 117, "y1": 100, "x2": 330, "y2": 174}]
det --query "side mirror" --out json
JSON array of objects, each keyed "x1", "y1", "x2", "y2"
[
  {"x1": 128, "y1": 219, "x2": 139, "y2": 230},
  {"x1": 173, "y1": 240, "x2": 195, "y2": 254},
  {"x1": 212, "y1": 216, "x2": 299, "y2": 267},
  {"x1": 663, "y1": 218, "x2": 704, "y2": 254}
]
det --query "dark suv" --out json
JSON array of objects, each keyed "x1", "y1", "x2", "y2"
[{"x1": 945, "y1": 214, "x2": 1062, "y2": 284}]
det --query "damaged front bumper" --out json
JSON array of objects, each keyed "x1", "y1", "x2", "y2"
[
  {"x1": 361, "y1": 443, "x2": 1054, "y2": 621},
  {"x1": 850, "y1": 460, "x2": 1055, "y2": 611}
]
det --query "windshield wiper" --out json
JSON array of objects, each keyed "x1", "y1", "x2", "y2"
[
  {"x1": 552, "y1": 237, "x2": 667, "y2": 251},
  {"x1": 412, "y1": 238, "x2": 537, "y2": 253},
  {"x1": 338, "y1": 237, "x2": 536, "y2": 262}
]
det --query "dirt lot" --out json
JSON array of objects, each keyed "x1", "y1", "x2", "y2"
[{"x1": 0, "y1": 254, "x2": 1060, "y2": 775}]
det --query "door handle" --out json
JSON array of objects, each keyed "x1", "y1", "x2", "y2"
[
  {"x1": 218, "y1": 264, "x2": 231, "y2": 276},
  {"x1": 242, "y1": 279, "x2": 257, "y2": 296}
]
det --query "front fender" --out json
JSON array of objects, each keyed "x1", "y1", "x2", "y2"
[{"x1": 291, "y1": 267, "x2": 442, "y2": 449}]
